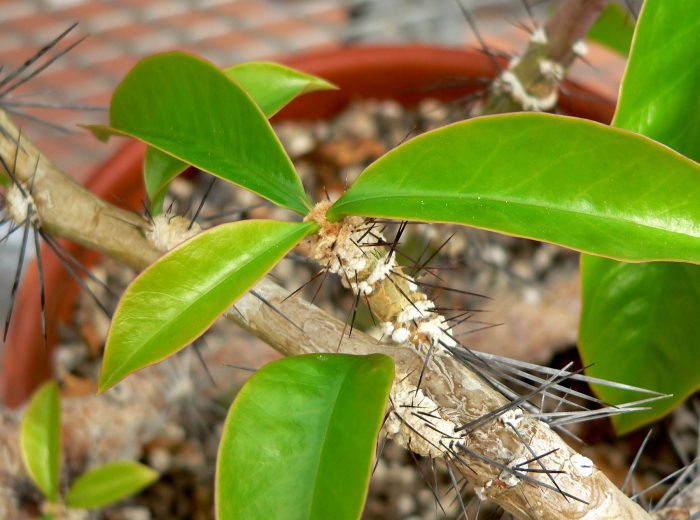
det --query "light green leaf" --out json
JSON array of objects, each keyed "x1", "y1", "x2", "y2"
[
  {"x1": 225, "y1": 61, "x2": 336, "y2": 117},
  {"x1": 216, "y1": 353, "x2": 394, "y2": 520},
  {"x1": 613, "y1": 1, "x2": 700, "y2": 156},
  {"x1": 580, "y1": 0, "x2": 700, "y2": 434},
  {"x1": 20, "y1": 381, "x2": 61, "y2": 502},
  {"x1": 588, "y1": 3, "x2": 635, "y2": 56},
  {"x1": 142, "y1": 61, "x2": 335, "y2": 215},
  {"x1": 91, "y1": 52, "x2": 311, "y2": 214},
  {"x1": 99, "y1": 220, "x2": 316, "y2": 391},
  {"x1": 65, "y1": 461, "x2": 158, "y2": 509},
  {"x1": 330, "y1": 113, "x2": 700, "y2": 263},
  {"x1": 143, "y1": 147, "x2": 188, "y2": 216}
]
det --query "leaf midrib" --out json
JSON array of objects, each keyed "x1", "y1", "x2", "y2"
[{"x1": 333, "y1": 192, "x2": 700, "y2": 241}]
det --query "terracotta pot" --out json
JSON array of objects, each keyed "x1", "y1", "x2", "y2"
[{"x1": 0, "y1": 44, "x2": 615, "y2": 407}]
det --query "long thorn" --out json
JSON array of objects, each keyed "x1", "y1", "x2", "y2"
[
  {"x1": 4, "y1": 214, "x2": 31, "y2": 340},
  {"x1": 622, "y1": 429, "x2": 653, "y2": 494},
  {"x1": 0, "y1": 23, "x2": 79, "y2": 92},
  {"x1": 189, "y1": 177, "x2": 216, "y2": 230},
  {"x1": 40, "y1": 231, "x2": 111, "y2": 317},
  {"x1": 0, "y1": 35, "x2": 88, "y2": 97},
  {"x1": 33, "y1": 225, "x2": 47, "y2": 347}
]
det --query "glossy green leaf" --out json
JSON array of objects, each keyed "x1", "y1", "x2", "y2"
[
  {"x1": 216, "y1": 353, "x2": 394, "y2": 520},
  {"x1": 143, "y1": 147, "x2": 187, "y2": 216},
  {"x1": 330, "y1": 113, "x2": 700, "y2": 263},
  {"x1": 580, "y1": 0, "x2": 700, "y2": 434},
  {"x1": 143, "y1": 62, "x2": 335, "y2": 215},
  {"x1": 613, "y1": 1, "x2": 700, "y2": 156},
  {"x1": 99, "y1": 219, "x2": 316, "y2": 391},
  {"x1": 580, "y1": 258, "x2": 700, "y2": 432},
  {"x1": 588, "y1": 3, "x2": 635, "y2": 56},
  {"x1": 20, "y1": 381, "x2": 61, "y2": 501},
  {"x1": 65, "y1": 461, "x2": 158, "y2": 509},
  {"x1": 92, "y1": 52, "x2": 311, "y2": 214},
  {"x1": 225, "y1": 61, "x2": 336, "y2": 117}
]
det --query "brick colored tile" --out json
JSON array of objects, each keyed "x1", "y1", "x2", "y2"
[
  {"x1": 97, "y1": 22, "x2": 152, "y2": 47},
  {"x1": 259, "y1": 18, "x2": 309, "y2": 38},
  {"x1": 0, "y1": 0, "x2": 35, "y2": 22},
  {"x1": 7, "y1": 12, "x2": 67, "y2": 36},
  {"x1": 34, "y1": 65, "x2": 104, "y2": 94},
  {"x1": 90, "y1": 54, "x2": 139, "y2": 83},
  {"x1": 305, "y1": 6, "x2": 348, "y2": 26},
  {"x1": 210, "y1": 1, "x2": 276, "y2": 26},
  {"x1": 160, "y1": 11, "x2": 233, "y2": 42},
  {"x1": 134, "y1": 1, "x2": 190, "y2": 21},
  {"x1": 198, "y1": 30, "x2": 275, "y2": 61}
]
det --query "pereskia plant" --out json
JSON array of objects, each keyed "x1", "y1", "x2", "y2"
[
  {"x1": 83, "y1": 1, "x2": 698, "y2": 515},
  {"x1": 1, "y1": 0, "x2": 698, "y2": 518},
  {"x1": 19, "y1": 381, "x2": 158, "y2": 518}
]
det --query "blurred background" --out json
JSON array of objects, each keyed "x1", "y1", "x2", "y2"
[{"x1": 0, "y1": 0, "x2": 625, "y2": 179}]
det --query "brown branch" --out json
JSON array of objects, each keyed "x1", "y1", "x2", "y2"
[
  {"x1": 0, "y1": 109, "x2": 648, "y2": 518},
  {"x1": 481, "y1": 0, "x2": 609, "y2": 115}
]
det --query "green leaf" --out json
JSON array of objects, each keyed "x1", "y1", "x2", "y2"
[
  {"x1": 613, "y1": 1, "x2": 700, "y2": 157},
  {"x1": 580, "y1": 0, "x2": 700, "y2": 434},
  {"x1": 143, "y1": 147, "x2": 188, "y2": 216},
  {"x1": 65, "y1": 461, "x2": 158, "y2": 509},
  {"x1": 330, "y1": 113, "x2": 700, "y2": 263},
  {"x1": 99, "y1": 220, "x2": 316, "y2": 391},
  {"x1": 224, "y1": 61, "x2": 336, "y2": 117},
  {"x1": 142, "y1": 61, "x2": 335, "y2": 215},
  {"x1": 588, "y1": 3, "x2": 635, "y2": 56},
  {"x1": 216, "y1": 353, "x2": 394, "y2": 520},
  {"x1": 580, "y1": 257, "x2": 700, "y2": 433},
  {"x1": 93, "y1": 52, "x2": 311, "y2": 214},
  {"x1": 20, "y1": 381, "x2": 61, "y2": 501}
]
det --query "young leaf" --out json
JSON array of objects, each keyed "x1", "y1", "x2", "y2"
[
  {"x1": 580, "y1": 0, "x2": 700, "y2": 434},
  {"x1": 64, "y1": 461, "x2": 158, "y2": 509},
  {"x1": 20, "y1": 380, "x2": 61, "y2": 502},
  {"x1": 91, "y1": 52, "x2": 311, "y2": 214},
  {"x1": 143, "y1": 61, "x2": 335, "y2": 215},
  {"x1": 330, "y1": 113, "x2": 700, "y2": 264},
  {"x1": 224, "y1": 61, "x2": 336, "y2": 117},
  {"x1": 99, "y1": 220, "x2": 316, "y2": 391},
  {"x1": 587, "y1": 3, "x2": 635, "y2": 56},
  {"x1": 143, "y1": 147, "x2": 187, "y2": 216},
  {"x1": 216, "y1": 353, "x2": 394, "y2": 520}
]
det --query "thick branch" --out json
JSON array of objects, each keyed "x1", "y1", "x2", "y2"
[
  {"x1": 0, "y1": 110, "x2": 158, "y2": 270},
  {"x1": 0, "y1": 110, "x2": 648, "y2": 518},
  {"x1": 481, "y1": 0, "x2": 608, "y2": 115}
]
